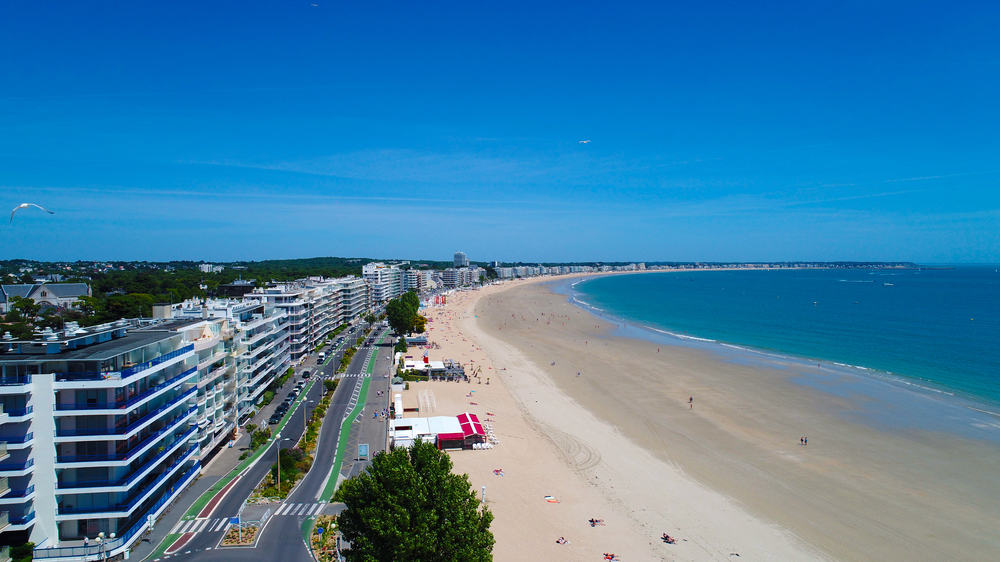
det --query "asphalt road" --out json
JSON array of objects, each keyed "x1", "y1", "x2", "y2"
[{"x1": 169, "y1": 326, "x2": 393, "y2": 561}]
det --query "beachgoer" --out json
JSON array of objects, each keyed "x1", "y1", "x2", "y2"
[
  {"x1": 804, "y1": 436, "x2": 808, "y2": 446},
  {"x1": 689, "y1": 396, "x2": 694, "y2": 409}
]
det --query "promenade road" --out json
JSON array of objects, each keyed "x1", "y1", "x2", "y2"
[{"x1": 156, "y1": 327, "x2": 393, "y2": 562}]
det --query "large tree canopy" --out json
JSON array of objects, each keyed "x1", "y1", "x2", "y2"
[
  {"x1": 334, "y1": 440, "x2": 494, "y2": 561},
  {"x1": 385, "y1": 290, "x2": 424, "y2": 335}
]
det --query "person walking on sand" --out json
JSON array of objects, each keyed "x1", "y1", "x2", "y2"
[{"x1": 689, "y1": 396, "x2": 694, "y2": 409}]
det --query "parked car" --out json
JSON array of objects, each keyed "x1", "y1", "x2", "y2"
[
  {"x1": 302, "y1": 370, "x2": 311, "y2": 379},
  {"x1": 268, "y1": 414, "x2": 282, "y2": 424}
]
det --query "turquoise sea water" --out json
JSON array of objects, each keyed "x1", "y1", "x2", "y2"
[{"x1": 574, "y1": 267, "x2": 1000, "y2": 407}]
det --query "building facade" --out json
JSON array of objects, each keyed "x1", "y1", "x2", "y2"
[
  {"x1": 0, "y1": 319, "x2": 202, "y2": 557},
  {"x1": 362, "y1": 263, "x2": 404, "y2": 306}
]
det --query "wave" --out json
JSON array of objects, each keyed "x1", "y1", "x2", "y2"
[
  {"x1": 645, "y1": 326, "x2": 716, "y2": 343},
  {"x1": 838, "y1": 279, "x2": 875, "y2": 283}
]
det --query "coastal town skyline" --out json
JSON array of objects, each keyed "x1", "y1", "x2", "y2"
[{"x1": 4, "y1": 2, "x2": 998, "y2": 264}]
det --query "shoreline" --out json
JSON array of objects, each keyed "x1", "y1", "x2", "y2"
[{"x1": 560, "y1": 273, "x2": 1000, "y2": 444}]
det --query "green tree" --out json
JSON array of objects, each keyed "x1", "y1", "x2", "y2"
[
  {"x1": 401, "y1": 290, "x2": 420, "y2": 312},
  {"x1": 335, "y1": 440, "x2": 494, "y2": 561},
  {"x1": 9, "y1": 296, "x2": 41, "y2": 322},
  {"x1": 385, "y1": 298, "x2": 412, "y2": 335},
  {"x1": 394, "y1": 338, "x2": 407, "y2": 353}
]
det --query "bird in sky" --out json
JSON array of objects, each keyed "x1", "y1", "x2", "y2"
[
  {"x1": 578, "y1": 139, "x2": 591, "y2": 144},
  {"x1": 10, "y1": 203, "x2": 55, "y2": 224}
]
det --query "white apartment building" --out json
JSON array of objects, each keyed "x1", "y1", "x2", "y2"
[
  {"x1": 250, "y1": 276, "x2": 366, "y2": 363},
  {"x1": 362, "y1": 263, "x2": 404, "y2": 306},
  {"x1": 1, "y1": 319, "x2": 204, "y2": 559},
  {"x1": 453, "y1": 251, "x2": 469, "y2": 268},
  {"x1": 332, "y1": 277, "x2": 368, "y2": 325},
  {"x1": 249, "y1": 283, "x2": 312, "y2": 363},
  {"x1": 167, "y1": 298, "x2": 290, "y2": 429},
  {"x1": 443, "y1": 267, "x2": 485, "y2": 288}
]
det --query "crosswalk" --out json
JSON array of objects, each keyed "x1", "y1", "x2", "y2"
[
  {"x1": 172, "y1": 502, "x2": 327, "y2": 535},
  {"x1": 174, "y1": 517, "x2": 232, "y2": 535},
  {"x1": 274, "y1": 502, "x2": 326, "y2": 516},
  {"x1": 339, "y1": 373, "x2": 369, "y2": 378}
]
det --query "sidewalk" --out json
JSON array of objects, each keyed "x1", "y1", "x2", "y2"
[{"x1": 339, "y1": 333, "x2": 394, "y2": 482}]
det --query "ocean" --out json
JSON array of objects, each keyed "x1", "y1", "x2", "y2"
[{"x1": 573, "y1": 267, "x2": 1000, "y2": 409}]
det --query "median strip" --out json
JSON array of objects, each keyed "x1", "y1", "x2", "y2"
[
  {"x1": 149, "y1": 379, "x2": 317, "y2": 556},
  {"x1": 318, "y1": 332, "x2": 386, "y2": 501}
]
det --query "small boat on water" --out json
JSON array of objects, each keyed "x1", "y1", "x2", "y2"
[{"x1": 884, "y1": 282, "x2": 894, "y2": 286}]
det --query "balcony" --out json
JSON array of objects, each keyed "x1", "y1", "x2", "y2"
[
  {"x1": 197, "y1": 363, "x2": 231, "y2": 390},
  {"x1": 0, "y1": 458, "x2": 33, "y2": 476},
  {"x1": 2, "y1": 406, "x2": 32, "y2": 422},
  {"x1": 54, "y1": 389, "x2": 197, "y2": 441},
  {"x1": 56, "y1": 423, "x2": 196, "y2": 466},
  {"x1": 53, "y1": 344, "x2": 195, "y2": 383},
  {"x1": 0, "y1": 484, "x2": 35, "y2": 504},
  {"x1": 1, "y1": 432, "x2": 33, "y2": 450},
  {"x1": 54, "y1": 367, "x2": 196, "y2": 415},
  {"x1": 34, "y1": 464, "x2": 199, "y2": 561},
  {"x1": 56, "y1": 451, "x2": 198, "y2": 519},
  {"x1": 0, "y1": 375, "x2": 32, "y2": 395},
  {"x1": 7, "y1": 510, "x2": 35, "y2": 531},
  {"x1": 56, "y1": 444, "x2": 197, "y2": 493}
]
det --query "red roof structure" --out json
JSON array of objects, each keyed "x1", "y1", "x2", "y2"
[{"x1": 457, "y1": 412, "x2": 485, "y2": 438}]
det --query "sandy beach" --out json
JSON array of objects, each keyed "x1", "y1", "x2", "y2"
[{"x1": 396, "y1": 274, "x2": 1000, "y2": 561}]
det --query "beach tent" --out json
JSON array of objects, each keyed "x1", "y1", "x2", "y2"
[{"x1": 456, "y1": 412, "x2": 486, "y2": 448}]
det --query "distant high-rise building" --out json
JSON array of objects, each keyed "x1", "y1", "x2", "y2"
[{"x1": 454, "y1": 251, "x2": 469, "y2": 268}]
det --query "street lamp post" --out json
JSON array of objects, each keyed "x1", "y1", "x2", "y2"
[
  {"x1": 275, "y1": 435, "x2": 291, "y2": 496},
  {"x1": 303, "y1": 399, "x2": 314, "y2": 429}
]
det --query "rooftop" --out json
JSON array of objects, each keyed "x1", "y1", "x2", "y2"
[{"x1": 1, "y1": 318, "x2": 199, "y2": 362}]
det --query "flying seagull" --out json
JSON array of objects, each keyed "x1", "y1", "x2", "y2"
[
  {"x1": 10, "y1": 203, "x2": 55, "y2": 224},
  {"x1": 578, "y1": 139, "x2": 591, "y2": 144}
]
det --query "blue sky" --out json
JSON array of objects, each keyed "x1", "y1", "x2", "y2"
[{"x1": 2, "y1": 1, "x2": 998, "y2": 263}]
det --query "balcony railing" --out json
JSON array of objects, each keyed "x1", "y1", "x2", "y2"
[
  {"x1": 1, "y1": 484, "x2": 35, "y2": 498},
  {"x1": 0, "y1": 375, "x2": 31, "y2": 386},
  {"x1": 57, "y1": 445, "x2": 196, "y2": 490},
  {"x1": 0, "y1": 432, "x2": 33, "y2": 445},
  {"x1": 56, "y1": 451, "x2": 197, "y2": 515},
  {"x1": 9, "y1": 510, "x2": 35, "y2": 526},
  {"x1": 0, "y1": 458, "x2": 34, "y2": 472},
  {"x1": 122, "y1": 344, "x2": 195, "y2": 377},
  {"x1": 3, "y1": 406, "x2": 32, "y2": 417},
  {"x1": 56, "y1": 423, "x2": 196, "y2": 464},
  {"x1": 55, "y1": 367, "x2": 196, "y2": 412},
  {"x1": 55, "y1": 390, "x2": 196, "y2": 437},
  {"x1": 54, "y1": 344, "x2": 194, "y2": 382},
  {"x1": 34, "y1": 463, "x2": 198, "y2": 560}
]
